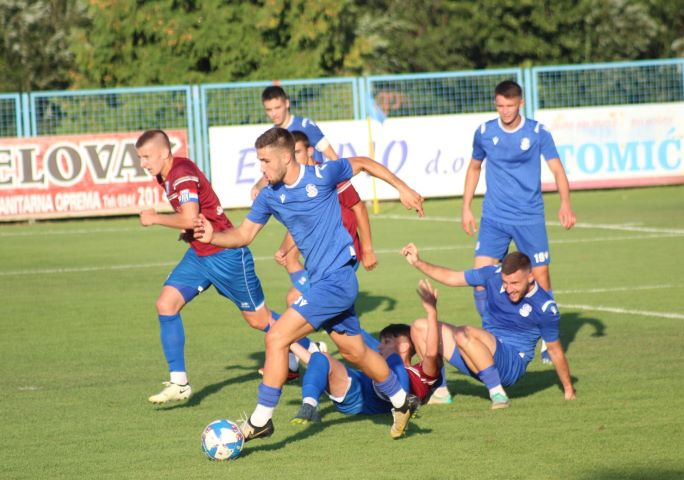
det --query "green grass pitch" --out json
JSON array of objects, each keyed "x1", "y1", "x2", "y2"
[{"x1": 1, "y1": 185, "x2": 683, "y2": 479}]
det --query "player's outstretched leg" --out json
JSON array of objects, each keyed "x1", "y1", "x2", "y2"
[{"x1": 291, "y1": 351, "x2": 329, "y2": 425}]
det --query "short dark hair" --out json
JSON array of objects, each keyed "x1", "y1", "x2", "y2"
[
  {"x1": 255, "y1": 127, "x2": 295, "y2": 153},
  {"x1": 291, "y1": 130, "x2": 310, "y2": 148},
  {"x1": 135, "y1": 129, "x2": 171, "y2": 151},
  {"x1": 494, "y1": 80, "x2": 523, "y2": 99},
  {"x1": 262, "y1": 86, "x2": 288, "y2": 102},
  {"x1": 501, "y1": 251, "x2": 532, "y2": 275},
  {"x1": 379, "y1": 323, "x2": 415, "y2": 357}
]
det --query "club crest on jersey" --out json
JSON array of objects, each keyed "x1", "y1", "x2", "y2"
[
  {"x1": 280, "y1": 193, "x2": 286, "y2": 204},
  {"x1": 216, "y1": 206, "x2": 223, "y2": 215},
  {"x1": 520, "y1": 137, "x2": 531, "y2": 151},
  {"x1": 306, "y1": 184, "x2": 318, "y2": 198},
  {"x1": 493, "y1": 136, "x2": 499, "y2": 145},
  {"x1": 519, "y1": 303, "x2": 532, "y2": 317}
]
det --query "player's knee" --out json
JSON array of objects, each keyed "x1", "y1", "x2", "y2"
[
  {"x1": 242, "y1": 309, "x2": 269, "y2": 330},
  {"x1": 412, "y1": 318, "x2": 427, "y2": 334},
  {"x1": 454, "y1": 327, "x2": 470, "y2": 349},
  {"x1": 264, "y1": 328, "x2": 291, "y2": 352},
  {"x1": 155, "y1": 296, "x2": 180, "y2": 315}
]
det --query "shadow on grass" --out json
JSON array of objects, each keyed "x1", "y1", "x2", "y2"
[
  {"x1": 239, "y1": 403, "x2": 432, "y2": 457},
  {"x1": 355, "y1": 290, "x2": 398, "y2": 317},
  {"x1": 576, "y1": 467, "x2": 684, "y2": 480},
  {"x1": 155, "y1": 352, "x2": 266, "y2": 411},
  {"x1": 558, "y1": 311, "x2": 605, "y2": 354}
]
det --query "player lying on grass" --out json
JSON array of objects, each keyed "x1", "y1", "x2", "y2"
[
  {"x1": 402, "y1": 244, "x2": 576, "y2": 408},
  {"x1": 289, "y1": 279, "x2": 442, "y2": 425},
  {"x1": 193, "y1": 127, "x2": 424, "y2": 441}
]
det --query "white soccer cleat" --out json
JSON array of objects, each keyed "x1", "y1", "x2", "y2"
[{"x1": 148, "y1": 381, "x2": 192, "y2": 404}]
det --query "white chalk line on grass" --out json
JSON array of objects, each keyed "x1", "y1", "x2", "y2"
[
  {"x1": 0, "y1": 227, "x2": 139, "y2": 237},
  {"x1": 373, "y1": 214, "x2": 684, "y2": 235},
  {"x1": 555, "y1": 284, "x2": 682, "y2": 295},
  {"x1": 558, "y1": 303, "x2": 684, "y2": 320}
]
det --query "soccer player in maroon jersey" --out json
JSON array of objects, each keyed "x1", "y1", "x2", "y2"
[{"x1": 136, "y1": 129, "x2": 289, "y2": 404}]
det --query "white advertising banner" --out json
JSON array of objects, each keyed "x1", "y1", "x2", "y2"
[
  {"x1": 209, "y1": 113, "x2": 491, "y2": 208},
  {"x1": 209, "y1": 102, "x2": 684, "y2": 209},
  {"x1": 536, "y1": 102, "x2": 684, "y2": 190}
]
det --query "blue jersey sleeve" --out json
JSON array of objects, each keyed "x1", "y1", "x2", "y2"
[
  {"x1": 464, "y1": 265, "x2": 500, "y2": 287},
  {"x1": 301, "y1": 118, "x2": 325, "y2": 148},
  {"x1": 471, "y1": 125, "x2": 486, "y2": 160},
  {"x1": 539, "y1": 124, "x2": 560, "y2": 162},
  {"x1": 317, "y1": 157, "x2": 353, "y2": 186},
  {"x1": 246, "y1": 188, "x2": 272, "y2": 225},
  {"x1": 538, "y1": 301, "x2": 560, "y2": 342}
]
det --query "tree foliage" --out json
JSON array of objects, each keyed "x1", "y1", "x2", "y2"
[{"x1": 0, "y1": 0, "x2": 683, "y2": 92}]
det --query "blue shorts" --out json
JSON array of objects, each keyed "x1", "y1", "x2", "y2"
[
  {"x1": 291, "y1": 264, "x2": 362, "y2": 335},
  {"x1": 476, "y1": 216, "x2": 550, "y2": 266},
  {"x1": 330, "y1": 368, "x2": 392, "y2": 416},
  {"x1": 291, "y1": 261, "x2": 358, "y2": 294},
  {"x1": 165, "y1": 247, "x2": 265, "y2": 311},
  {"x1": 448, "y1": 337, "x2": 528, "y2": 387}
]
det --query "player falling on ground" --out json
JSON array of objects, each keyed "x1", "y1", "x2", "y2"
[
  {"x1": 135, "y1": 129, "x2": 313, "y2": 404},
  {"x1": 194, "y1": 127, "x2": 424, "y2": 440},
  {"x1": 461, "y1": 80, "x2": 576, "y2": 363},
  {"x1": 289, "y1": 279, "x2": 443, "y2": 425},
  {"x1": 402, "y1": 244, "x2": 576, "y2": 408}
]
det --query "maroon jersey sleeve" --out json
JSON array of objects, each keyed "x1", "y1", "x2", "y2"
[{"x1": 162, "y1": 157, "x2": 233, "y2": 256}]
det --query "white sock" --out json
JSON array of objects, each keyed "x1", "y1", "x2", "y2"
[
  {"x1": 389, "y1": 390, "x2": 407, "y2": 409},
  {"x1": 489, "y1": 385, "x2": 506, "y2": 398},
  {"x1": 170, "y1": 371, "x2": 188, "y2": 385},
  {"x1": 250, "y1": 404, "x2": 274, "y2": 427},
  {"x1": 303, "y1": 397, "x2": 318, "y2": 408},
  {"x1": 288, "y1": 352, "x2": 300, "y2": 371}
]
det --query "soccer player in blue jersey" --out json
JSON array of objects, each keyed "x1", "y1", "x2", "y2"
[
  {"x1": 461, "y1": 80, "x2": 576, "y2": 363},
  {"x1": 402, "y1": 243, "x2": 576, "y2": 408},
  {"x1": 194, "y1": 127, "x2": 424, "y2": 441},
  {"x1": 251, "y1": 86, "x2": 339, "y2": 199}
]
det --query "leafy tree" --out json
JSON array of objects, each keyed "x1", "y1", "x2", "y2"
[{"x1": 0, "y1": 0, "x2": 89, "y2": 92}]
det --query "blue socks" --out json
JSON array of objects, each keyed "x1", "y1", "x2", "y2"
[
  {"x1": 257, "y1": 383, "x2": 282, "y2": 408},
  {"x1": 477, "y1": 365, "x2": 502, "y2": 390},
  {"x1": 302, "y1": 352, "x2": 330, "y2": 402},
  {"x1": 159, "y1": 314, "x2": 185, "y2": 372}
]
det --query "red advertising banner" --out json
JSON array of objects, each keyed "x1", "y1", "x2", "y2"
[{"x1": 0, "y1": 130, "x2": 187, "y2": 221}]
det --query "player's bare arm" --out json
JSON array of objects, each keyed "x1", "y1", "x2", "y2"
[
  {"x1": 461, "y1": 159, "x2": 483, "y2": 236},
  {"x1": 322, "y1": 144, "x2": 338, "y2": 161},
  {"x1": 546, "y1": 158, "x2": 576, "y2": 230},
  {"x1": 416, "y1": 279, "x2": 441, "y2": 378},
  {"x1": 193, "y1": 214, "x2": 263, "y2": 248},
  {"x1": 348, "y1": 156, "x2": 424, "y2": 217},
  {"x1": 351, "y1": 201, "x2": 377, "y2": 271},
  {"x1": 544, "y1": 339, "x2": 576, "y2": 400},
  {"x1": 140, "y1": 201, "x2": 198, "y2": 230},
  {"x1": 401, "y1": 243, "x2": 468, "y2": 287}
]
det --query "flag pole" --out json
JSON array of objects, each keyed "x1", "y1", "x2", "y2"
[{"x1": 366, "y1": 115, "x2": 380, "y2": 215}]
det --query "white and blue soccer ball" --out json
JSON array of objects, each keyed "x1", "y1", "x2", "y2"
[{"x1": 201, "y1": 419, "x2": 244, "y2": 461}]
